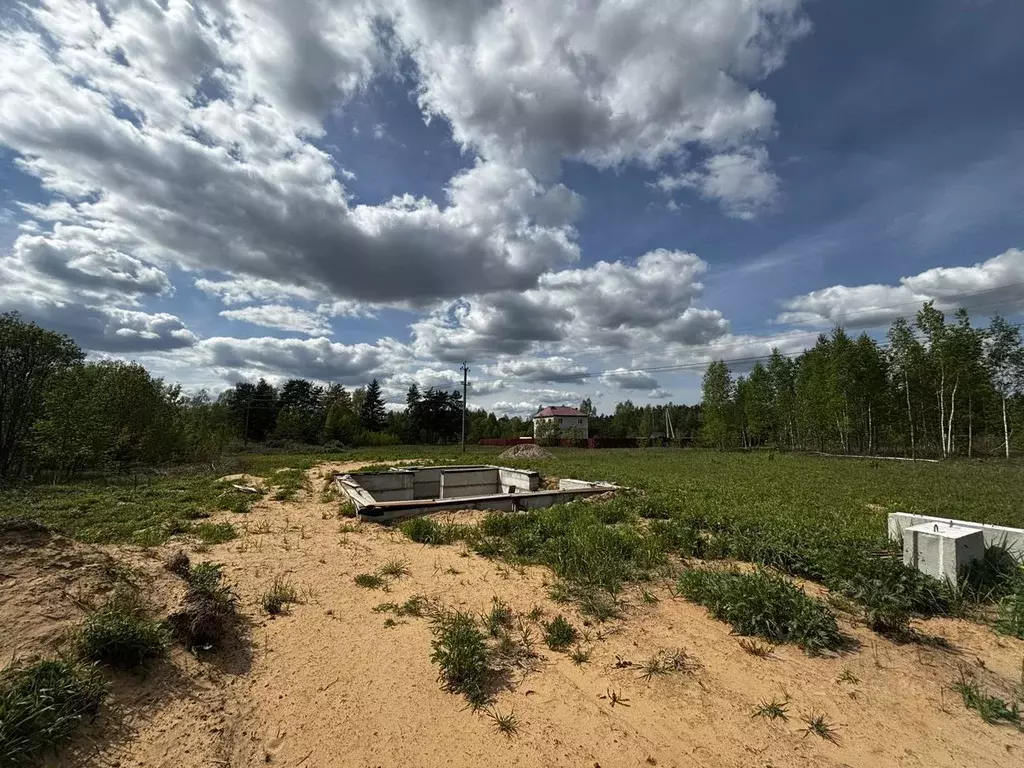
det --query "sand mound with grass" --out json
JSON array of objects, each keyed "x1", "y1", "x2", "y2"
[
  {"x1": 5, "y1": 459, "x2": 1024, "y2": 767},
  {"x1": 498, "y1": 444, "x2": 554, "y2": 460}
]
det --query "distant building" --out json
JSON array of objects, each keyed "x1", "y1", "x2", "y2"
[{"x1": 532, "y1": 406, "x2": 589, "y2": 439}]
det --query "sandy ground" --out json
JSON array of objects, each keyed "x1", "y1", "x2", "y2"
[{"x1": 4, "y1": 460, "x2": 1024, "y2": 767}]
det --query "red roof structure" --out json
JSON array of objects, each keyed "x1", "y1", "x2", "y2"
[{"x1": 533, "y1": 406, "x2": 587, "y2": 419}]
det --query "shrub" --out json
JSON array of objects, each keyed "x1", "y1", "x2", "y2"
[
  {"x1": 676, "y1": 568, "x2": 844, "y2": 654},
  {"x1": 77, "y1": 594, "x2": 168, "y2": 668},
  {"x1": 430, "y1": 610, "x2": 492, "y2": 709},
  {"x1": 542, "y1": 615, "x2": 579, "y2": 651},
  {"x1": 0, "y1": 657, "x2": 107, "y2": 765}
]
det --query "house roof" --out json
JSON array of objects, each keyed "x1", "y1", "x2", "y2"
[{"x1": 533, "y1": 406, "x2": 587, "y2": 419}]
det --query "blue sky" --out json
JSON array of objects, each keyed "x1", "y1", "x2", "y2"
[{"x1": 1, "y1": 0, "x2": 1023, "y2": 414}]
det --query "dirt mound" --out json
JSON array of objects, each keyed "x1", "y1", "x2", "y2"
[{"x1": 498, "y1": 443, "x2": 554, "y2": 460}]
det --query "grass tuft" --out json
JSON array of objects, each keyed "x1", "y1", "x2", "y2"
[
  {"x1": 354, "y1": 573, "x2": 386, "y2": 590},
  {"x1": 752, "y1": 698, "x2": 789, "y2": 721},
  {"x1": 378, "y1": 559, "x2": 410, "y2": 579},
  {"x1": 568, "y1": 645, "x2": 591, "y2": 665},
  {"x1": 76, "y1": 592, "x2": 167, "y2": 668},
  {"x1": 0, "y1": 658, "x2": 107, "y2": 766},
  {"x1": 262, "y1": 577, "x2": 300, "y2": 615},
  {"x1": 801, "y1": 713, "x2": 840, "y2": 743},
  {"x1": 951, "y1": 669, "x2": 1022, "y2": 727},
  {"x1": 430, "y1": 610, "x2": 492, "y2": 710},
  {"x1": 542, "y1": 615, "x2": 579, "y2": 652},
  {"x1": 485, "y1": 707, "x2": 520, "y2": 738},
  {"x1": 676, "y1": 568, "x2": 844, "y2": 654},
  {"x1": 484, "y1": 598, "x2": 515, "y2": 637}
]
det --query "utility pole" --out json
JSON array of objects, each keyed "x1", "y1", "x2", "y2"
[{"x1": 461, "y1": 361, "x2": 469, "y2": 453}]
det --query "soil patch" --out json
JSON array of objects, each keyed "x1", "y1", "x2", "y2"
[{"x1": 498, "y1": 444, "x2": 554, "y2": 460}]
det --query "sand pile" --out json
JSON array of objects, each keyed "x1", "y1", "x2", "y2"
[{"x1": 498, "y1": 443, "x2": 554, "y2": 460}]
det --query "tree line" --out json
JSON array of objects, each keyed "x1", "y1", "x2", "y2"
[
  {"x1": 700, "y1": 303, "x2": 1024, "y2": 458},
  {"x1": 4, "y1": 302, "x2": 1023, "y2": 481}
]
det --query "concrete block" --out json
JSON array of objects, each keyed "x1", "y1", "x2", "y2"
[
  {"x1": 902, "y1": 522, "x2": 985, "y2": 586},
  {"x1": 498, "y1": 468, "x2": 539, "y2": 493},
  {"x1": 888, "y1": 512, "x2": 1024, "y2": 559}
]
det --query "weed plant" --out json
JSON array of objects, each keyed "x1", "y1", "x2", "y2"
[
  {"x1": 0, "y1": 658, "x2": 107, "y2": 766},
  {"x1": 676, "y1": 568, "x2": 844, "y2": 654},
  {"x1": 542, "y1": 615, "x2": 579, "y2": 651},
  {"x1": 77, "y1": 592, "x2": 167, "y2": 668},
  {"x1": 262, "y1": 577, "x2": 299, "y2": 615}
]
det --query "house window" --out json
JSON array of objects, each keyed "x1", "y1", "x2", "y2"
[{"x1": 578, "y1": 418, "x2": 582, "y2": 425}]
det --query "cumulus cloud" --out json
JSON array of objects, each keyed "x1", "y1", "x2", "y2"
[
  {"x1": 192, "y1": 335, "x2": 391, "y2": 383},
  {"x1": 600, "y1": 368, "x2": 663, "y2": 391},
  {"x1": 777, "y1": 248, "x2": 1024, "y2": 327},
  {"x1": 490, "y1": 401, "x2": 540, "y2": 416},
  {"x1": 218, "y1": 304, "x2": 333, "y2": 336},
  {"x1": 414, "y1": 250, "x2": 730, "y2": 362},
  {"x1": 656, "y1": 147, "x2": 780, "y2": 219},
  {"x1": 485, "y1": 357, "x2": 588, "y2": 384},
  {"x1": 392, "y1": 0, "x2": 808, "y2": 177},
  {"x1": 0, "y1": 0, "x2": 814, "y2": 388},
  {"x1": 0, "y1": 3, "x2": 582, "y2": 318}
]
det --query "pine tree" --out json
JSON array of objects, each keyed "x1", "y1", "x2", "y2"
[{"x1": 359, "y1": 379, "x2": 386, "y2": 432}]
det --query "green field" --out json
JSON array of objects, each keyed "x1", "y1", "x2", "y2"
[{"x1": 2, "y1": 448, "x2": 1024, "y2": 546}]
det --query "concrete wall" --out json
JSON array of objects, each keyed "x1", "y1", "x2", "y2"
[
  {"x1": 348, "y1": 471, "x2": 414, "y2": 502},
  {"x1": 359, "y1": 487, "x2": 616, "y2": 522},
  {"x1": 498, "y1": 468, "x2": 539, "y2": 493},
  {"x1": 558, "y1": 478, "x2": 612, "y2": 491},
  {"x1": 440, "y1": 468, "x2": 499, "y2": 498},
  {"x1": 408, "y1": 467, "x2": 442, "y2": 499},
  {"x1": 888, "y1": 512, "x2": 1024, "y2": 559}
]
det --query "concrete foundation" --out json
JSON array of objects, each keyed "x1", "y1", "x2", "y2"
[
  {"x1": 902, "y1": 522, "x2": 986, "y2": 586},
  {"x1": 888, "y1": 512, "x2": 1024, "y2": 559},
  {"x1": 333, "y1": 464, "x2": 619, "y2": 523}
]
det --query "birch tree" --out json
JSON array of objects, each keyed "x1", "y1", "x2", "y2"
[{"x1": 985, "y1": 315, "x2": 1024, "y2": 458}]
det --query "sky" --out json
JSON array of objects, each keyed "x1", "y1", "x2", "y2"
[{"x1": 1, "y1": 0, "x2": 1023, "y2": 416}]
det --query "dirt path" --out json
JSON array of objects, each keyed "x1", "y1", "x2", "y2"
[{"x1": 9, "y1": 461, "x2": 1024, "y2": 766}]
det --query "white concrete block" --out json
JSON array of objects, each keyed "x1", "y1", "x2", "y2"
[
  {"x1": 888, "y1": 512, "x2": 1024, "y2": 559},
  {"x1": 902, "y1": 522, "x2": 985, "y2": 586}
]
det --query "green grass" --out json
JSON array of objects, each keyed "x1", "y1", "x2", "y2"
[
  {"x1": 354, "y1": 573, "x2": 386, "y2": 589},
  {"x1": 430, "y1": 610, "x2": 492, "y2": 709},
  {"x1": 76, "y1": 593, "x2": 168, "y2": 668},
  {"x1": 542, "y1": 615, "x2": 579, "y2": 652},
  {"x1": 270, "y1": 468, "x2": 308, "y2": 501},
  {"x1": 0, "y1": 658, "x2": 107, "y2": 766},
  {"x1": 951, "y1": 670, "x2": 1022, "y2": 728},
  {"x1": 752, "y1": 698, "x2": 789, "y2": 721},
  {"x1": 676, "y1": 568, "x2": 845, "y2": 654},
  {"x1": 994, "y1": 567, "x2": 1024, "y2": 639},
  {"x1": 262, "y1": 577, "x2": 300, "y2": 615}
]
